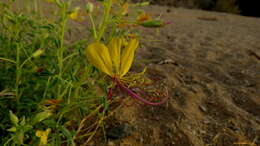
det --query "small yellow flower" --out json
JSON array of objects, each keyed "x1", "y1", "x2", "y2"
[
  {"x1": 69, "y1": 7, "x2": 80, "y2": 20},
  {"x1": 85, "y1": 38, "x2": 139, "y2": 78},
  {"x1": 36, "y1": 128, "x2": 51, "y2": 145}
]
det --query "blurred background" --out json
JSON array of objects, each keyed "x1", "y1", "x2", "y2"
[{"x1": 133, "y1": 0, "x2": 260, "y2": 17}]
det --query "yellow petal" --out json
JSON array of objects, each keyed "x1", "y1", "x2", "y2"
[
  {"x1": 121, "y1": 3, "x2": 129, "y2": 15},
  {"x1": 120, "y1": 39, "x2": 139, "y2": 77},
  {"x1": 108, "y1": 38, "x2": 122, "y2": 74},
  {"x1": 36, "y1": 128, "x2": 51, "y2": 145},
  {"x1": 86, "y1": 42, "x2": 113, "y2": 76},
  {"x1": 69, "y1": 7, "x2": 80, "y2": 20},
  {"x1": 69, "y1": 12, "x2": 78, "y2": 20}
]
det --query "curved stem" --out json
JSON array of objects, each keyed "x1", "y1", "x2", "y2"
[
  {"x1": 115, "y1": 79, "x2": 168, "y2": 106},
  {"x1": 89, "y1": 14, "x2": 97, "y2": 39},
  {"x1": 0, "y1": 57, "x2": 16, "y2": 64},
  {"x1": 107, "y1": 87, "x2": 113, "y2": 100}
]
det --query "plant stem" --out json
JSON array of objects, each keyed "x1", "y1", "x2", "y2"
[
  {"x1": 97, "y1": 0, "x2": 113, "y2": 41},
  {"x1": 57, "y1": 4, "x2": 68, "y2": 99},
  {"x1": 33, "y1": 0, "x2": 38, "y2": 14},
  {"x1": 15, "y1": 44, "x2": 21, "y2": 102},
  {"x1": 0, "y1": 57, "x2": 16, "y2": 64},
  {"x1": 116, "y1": 79, "x2": 169, "y2": 106},
  {"x1": 14, "y1": 20, "x2": 21, "y2": 103},
  {"x1": 89, "y1": 14, "x2": 97, "y2": 39}
]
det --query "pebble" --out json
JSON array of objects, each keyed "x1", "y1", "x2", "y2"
[
  {"x1": 203, "y1": 119, "x2": 210, "y2": 124},
  {"x1": 199, "y1": 105, "x2": 207, "y2": 112}
]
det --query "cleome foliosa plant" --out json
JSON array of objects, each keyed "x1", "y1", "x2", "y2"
[{"x1": 0, "y1": 0, "x2": 169, "y2": 145}]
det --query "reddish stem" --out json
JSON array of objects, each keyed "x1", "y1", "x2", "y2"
[
  {"x1": 107, "y1": 87, "x2": 113, "y2": 100},
  {"x1": 114, "y1": 79, "x2": 169, "y2": 106}
]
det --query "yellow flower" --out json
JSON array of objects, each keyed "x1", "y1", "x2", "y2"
[
  {"x1": 85, "y1": 38, "x2": 139, "y2": 78},
  {"x1": 69, "y1": 7, "x2": 80, "y2": 20},
  {"x1": 86, "y1": 38, "x2": 168, "y2": 106},
  {"x1": 36, "y1": 128, "x2": 51, "y2": 145}
]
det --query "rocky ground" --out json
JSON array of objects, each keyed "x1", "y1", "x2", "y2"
[{"x1": 93, "y1": 5, "x2": 260, "y2": 146}]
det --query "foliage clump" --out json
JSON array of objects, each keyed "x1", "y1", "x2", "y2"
[{"x1": 0, "y1": 0, "x2": 168, "y2": 145}]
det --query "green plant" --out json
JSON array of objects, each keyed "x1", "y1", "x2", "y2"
[{"x1": 0, "y1": 0, "x2": 168, "y2": 145}]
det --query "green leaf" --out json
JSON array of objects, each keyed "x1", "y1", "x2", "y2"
[
  {"x1": 23, "y1": 125, "x2": 33, "y2": 132},
  {"x1": 7, "y1": 127, "x2": 17, "y2": 132},
  {"x1": 31, "y1": 111, "x2": 52, "y2": 125},
  {"x1": 61, "y1": 126, "x2": 72, "y2": 138},
  {"x1": 9, "y1": 111, "x2": 19, "y2": 126},
  {"x1": 61, "y1": 126, "x2": 76, "y2": 146},
  {"x1": 17, "y1": 132, "x2": 24, "y2": 144},
  {"x1": 20, "y1": 116, "x2": 26, "y2": 126},
  {"x1": 42, "y1": 119, "x2": 56, "y2": 128}
]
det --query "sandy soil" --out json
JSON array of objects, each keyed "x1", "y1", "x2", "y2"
[{"x1": 90, "y1": 5, "x2": 260, "y2": 146}]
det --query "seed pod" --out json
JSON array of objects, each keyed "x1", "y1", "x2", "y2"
[
  {"x1": 139, "y1": 20, "x2": 164, "y2": 28},
  {"x1": 32, "y1": 49, "x2": 44, "y2": 58}
]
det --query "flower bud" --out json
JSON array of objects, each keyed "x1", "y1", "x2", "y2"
[
  {"x1": 86, "y1": 2, "x2": 94, "y2": 13},
  {"x1": 69, "y1": 7, "x2": 80, "y2": 20},
  {"x1": 32, "y1": 49, "x2": 44, "y2": 58}
]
